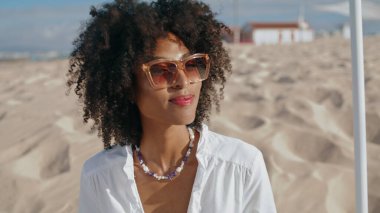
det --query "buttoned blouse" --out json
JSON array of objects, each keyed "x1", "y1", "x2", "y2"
[{"x1": 79, "y1": 124, "x2": 277, "y2": 213}]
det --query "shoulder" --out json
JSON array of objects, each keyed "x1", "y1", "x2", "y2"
[
  {"x1": 200, "y1": 124, "x2": 263, "y2": 170},
  {"x1": 81, "y1": 144, "x2": 129, "y2": 177}
]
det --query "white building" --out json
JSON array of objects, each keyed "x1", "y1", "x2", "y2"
[{"x1": 241, "y1": 21, "x2": 314, "y2": 45}]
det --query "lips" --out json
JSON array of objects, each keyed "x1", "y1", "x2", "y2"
[{"x1": 169, "y1": 95, "x2": 194, "y2": 106}]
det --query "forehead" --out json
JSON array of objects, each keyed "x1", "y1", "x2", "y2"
[{"x1": 153, "y1": 35, "x2": 190, "y2": 60}]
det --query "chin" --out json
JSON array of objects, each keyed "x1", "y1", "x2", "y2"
[
  {"x1": 169, "y1": 112, "x2": 196, "y2": 125},
  {"x1": 168, "y1": 103, "x2": 197, "y2": 121},
  {"x1": 176, "y1": 116, "x2": 196, "y2": 126}
]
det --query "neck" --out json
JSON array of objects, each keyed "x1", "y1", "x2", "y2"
[{"x1": 138, "y1": 121, "x2": 191, "y2": 173}]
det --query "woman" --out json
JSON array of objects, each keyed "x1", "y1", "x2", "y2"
[{"x1": 68, "y1": 0, "x2": 276, "y2": 212}]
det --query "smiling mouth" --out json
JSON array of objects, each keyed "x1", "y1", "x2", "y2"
[{"x1": 169, "y1": 95, "x2": 194, "y2": 106}]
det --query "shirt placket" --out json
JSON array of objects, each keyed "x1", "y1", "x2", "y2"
[
  {"x1": 187, "y1": 129, "x2": 209, "y2": 213},
  {"x1": 124, "y1": 145, "x2": 145, "y2": 213}
]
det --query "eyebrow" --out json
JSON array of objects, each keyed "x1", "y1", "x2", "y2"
[{"x1": 151, "y1": 52, "x2": 192, "y2": 60}]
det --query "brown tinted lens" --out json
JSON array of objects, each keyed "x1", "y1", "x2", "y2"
[
  {"x1": 149, "y1": 62, "x2": 177, "y2": 87},
  {"x1": 185, "y1": 56, "x2": 208, "y2": 82}
]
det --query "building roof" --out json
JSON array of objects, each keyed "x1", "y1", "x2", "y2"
[{"x1": 249, "y1": 22, "x2": 300, "y2": 29}]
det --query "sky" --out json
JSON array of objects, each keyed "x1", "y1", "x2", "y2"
[{"x1": 1, "y1": 0, "x2": 380, "y2": 52}]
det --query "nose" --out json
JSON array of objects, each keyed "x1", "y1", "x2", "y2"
[{"x1": 172, "y1": 65, "x2": 189, "y2": 89}]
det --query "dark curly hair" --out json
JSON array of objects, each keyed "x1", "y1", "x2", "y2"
[{"x1": 67, "y1": 0, "x2": 232, "y2": 150}]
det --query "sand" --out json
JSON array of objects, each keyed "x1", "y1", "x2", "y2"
[{"x1": 0, "y1": 35, "x2": 379, "y2": 212}]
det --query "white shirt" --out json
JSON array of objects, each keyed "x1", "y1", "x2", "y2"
[{"x1": 79, "y1": 124, "x2": 277, "y2": 213}]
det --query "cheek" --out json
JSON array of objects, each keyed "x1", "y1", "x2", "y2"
[
  {"x1": 135, "y1": 77, "x2": 168, "y2": 116},
  {"x1": 195, "y1": 83, "x2": 202, "y2": 99},
  {"x1": 136, "y1": 92, "x2": 167, "y2": 121}
]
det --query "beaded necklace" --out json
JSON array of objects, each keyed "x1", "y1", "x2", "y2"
[{"x1": 134, "y1": 127, "x2": 195, "y2": 181}]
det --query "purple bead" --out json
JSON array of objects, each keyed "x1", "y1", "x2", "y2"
[
  {"x1": 168, "y1": 171, "x2": 176, "y2": 180},
  {"x1": 133, "y1": 128, "x2": 195, "y2": 181}
]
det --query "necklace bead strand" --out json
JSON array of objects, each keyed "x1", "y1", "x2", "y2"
[{"x1": 135, "y1": 127, "x2": 195, "y2": 181}]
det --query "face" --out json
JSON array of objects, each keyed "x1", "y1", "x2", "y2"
[{"x1": 135, "y1": 33, "x2": 202, "y2": 127}]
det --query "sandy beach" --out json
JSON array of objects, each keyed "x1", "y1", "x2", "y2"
[{"x1": 0, "y1": 35, "x2": 379, "y2": 212}]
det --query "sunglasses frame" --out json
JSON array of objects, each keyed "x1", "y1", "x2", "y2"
[{"x1": 141, "y1": 53, "x2": 210, "y2": 89}]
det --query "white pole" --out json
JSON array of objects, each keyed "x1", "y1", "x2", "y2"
[{"x1": 348, "y1": 0, "x2": 368, "y2": 212}]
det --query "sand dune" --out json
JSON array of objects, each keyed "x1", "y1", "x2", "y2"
[
  {"x1": 0, "y1": 36, "x2": 379, "y2": 212},
  {"x1": 211, "y1": 36, "x2": 380, "y2": 213}
]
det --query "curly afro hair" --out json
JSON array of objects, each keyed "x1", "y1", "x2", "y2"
[{"x1": 67, "y1": 0, "x2": 232, "y2": 150}]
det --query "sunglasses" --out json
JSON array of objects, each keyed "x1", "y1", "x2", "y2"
[{"x1": 141, "y1": 53, "x2": 210, "y2": 89}]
